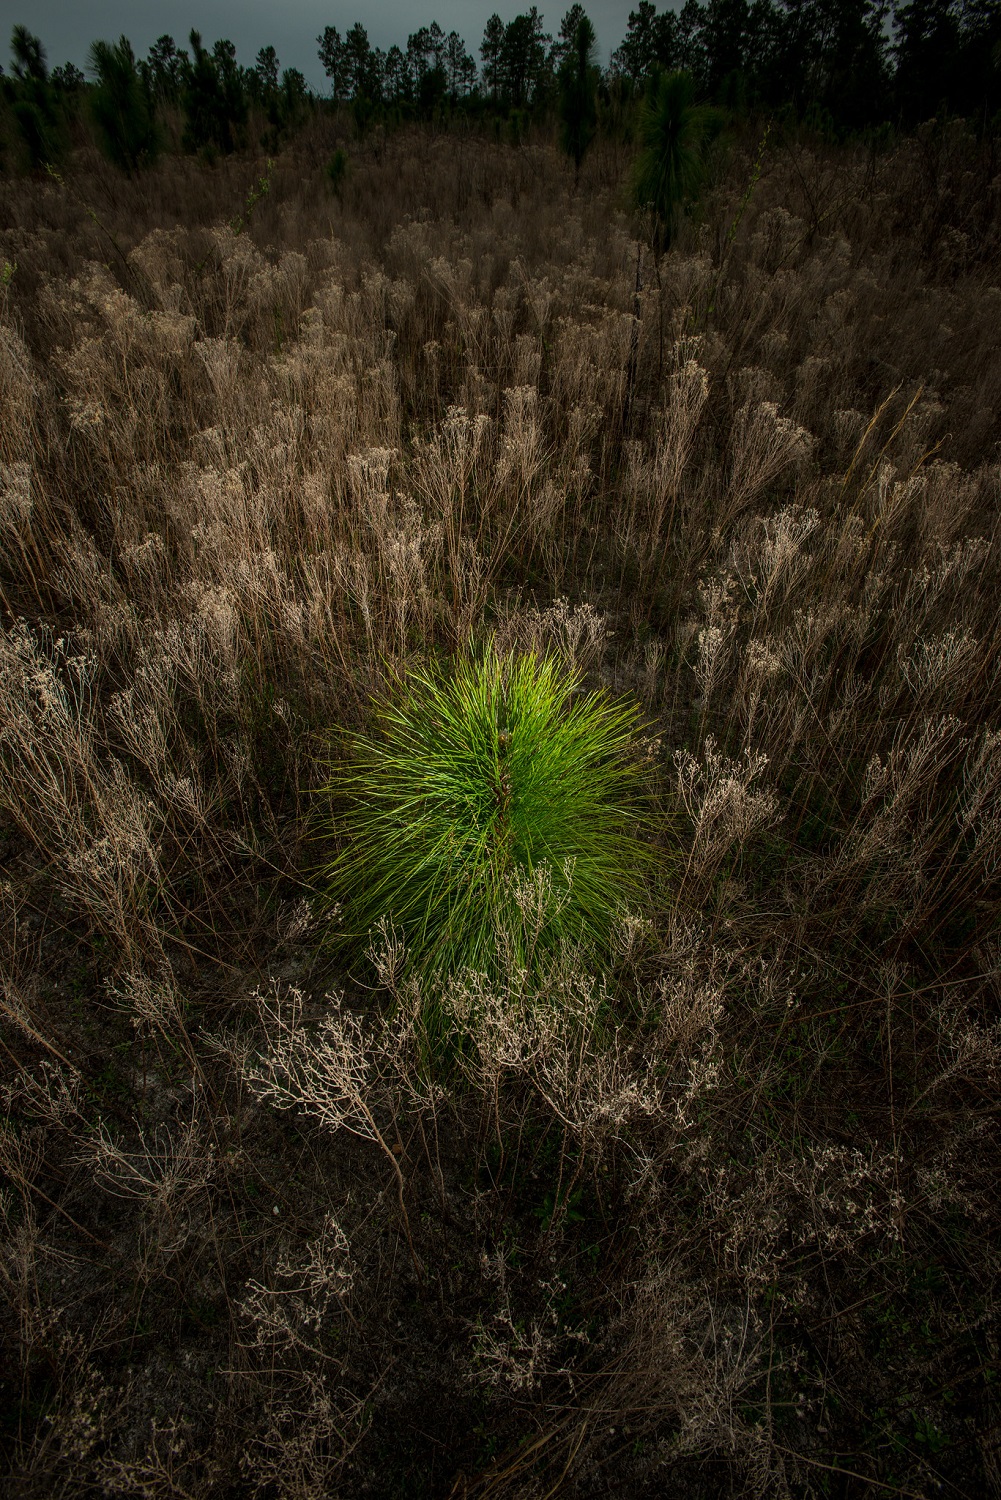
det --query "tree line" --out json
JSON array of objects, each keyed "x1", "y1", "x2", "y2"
[
  {"x1": 612, "y1": 0, "x2": 1001, "y2": 133},
  {"x1": 0, "y1": 23, "x2": 311, "y2": 173},
  {"x1": 2, "y1": 2, "x2": 1000, "y2": 177}
]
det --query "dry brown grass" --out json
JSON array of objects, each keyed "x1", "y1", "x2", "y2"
[{"x1": 1, "y1": 115, "x2": 999, "y2": 1497}]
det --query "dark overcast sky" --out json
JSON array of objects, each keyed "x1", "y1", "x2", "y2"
[{"x1": 0, "y1": 3, "x2": 650, "y2": 90}]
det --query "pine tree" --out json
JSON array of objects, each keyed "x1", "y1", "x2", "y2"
[
  {"x1": 558, "y1": 8, "x2": 599, "y2": 184},
  {"x1": 611, "y1": 2, "x2": 680, "y2": 84},
  {"x1": 89, "y1": 36, "x2": 161, "y2": 173},
  {"x1": 9, "y1": 24, "x2": 47, "y2": 84},
  {"x1": 8, "y1": 26, "x2": 64, "y2": 171},
  {"x1": 444, "y1": 31, "x2": 478, "y2": 103},
  {"x1": 51, "y1": 62, "x2": 86, "y2": 92},
  {"x1": 142, "y1": 35, "x2": 187, "y2": 105},
  {"x1": 383, "y1": 46, "x2": 413, "y2": 106},
  {"x1": 632, "y1": 67, "x2": 721, "y2": 259},
  {"x1": 182, "y1": 30, "x2": 246, "y2": 155},
  {"x1": 501, "y1": 9, "x2": 552, "y2": 108},
  {"x1": 280, "y1": 68, "x2": 309, "y2": 132},
  {"x1": 408, "y1": 24, "x2": 448, "y2": 115},
  {"x1": 480, "y1": 14, "x2": 506, "y2": 101},
  {"x1": 317, "y1": 26, "x2": 350, "y2": 102}
]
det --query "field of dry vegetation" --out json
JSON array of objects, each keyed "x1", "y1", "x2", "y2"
[{"x1": 1, "y1": 115, "x2": 1000, "y2": 1497}]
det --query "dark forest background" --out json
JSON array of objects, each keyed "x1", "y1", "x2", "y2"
[{"x1": 2, "y1": 1, "x2": 1001, "y2": 178}]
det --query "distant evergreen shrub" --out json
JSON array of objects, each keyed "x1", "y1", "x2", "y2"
[
  {"x1": 326, "y1": 148, "x2": 347, "y2": 196},
  {"x1": 632, "y1": 68, "x2": 723, "y2": 258}
]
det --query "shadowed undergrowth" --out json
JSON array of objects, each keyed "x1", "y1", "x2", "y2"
[{"x1": 0, "y1": 120, "x2": 999, "y2": 1498}]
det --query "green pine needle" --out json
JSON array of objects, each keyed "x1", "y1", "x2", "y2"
[{"x1": 321, "y1": 642, "x2": 654, "y2": 978}]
